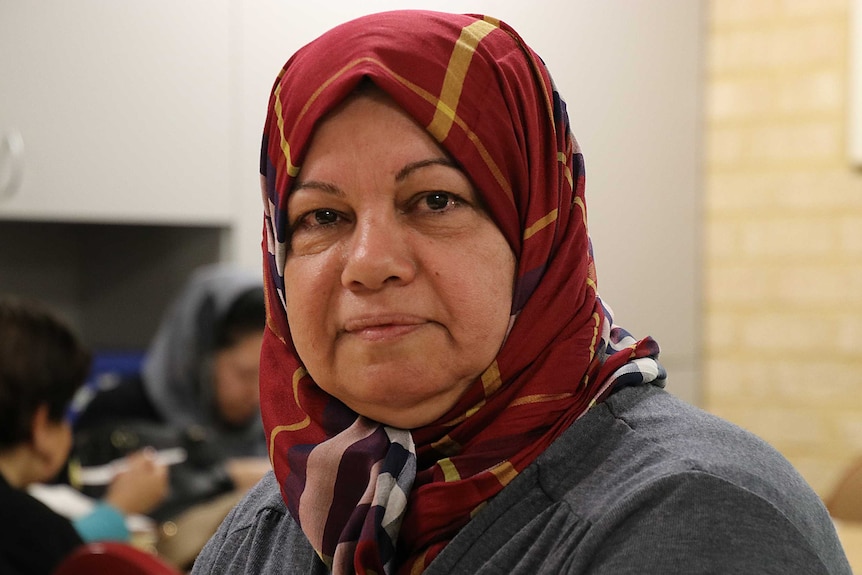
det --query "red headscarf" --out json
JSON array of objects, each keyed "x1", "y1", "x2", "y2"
[{"x1": 259, "y1": 10, "x2": 662, "y2": 574}]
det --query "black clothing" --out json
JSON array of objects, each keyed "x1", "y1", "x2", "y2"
[{"x1": 0, "y1": 471, "x2": 82, "y2": 575}]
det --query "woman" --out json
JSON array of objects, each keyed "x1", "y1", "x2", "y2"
[
  {"x1": 193, "y1": 10, "x2": 851, "y2": 575},
  {"x1": 129, "y1": 263, "x2": 267, "y2": 459},
  {"x1": 74, "y1": 264, "x2": 270, "y2": 518}
]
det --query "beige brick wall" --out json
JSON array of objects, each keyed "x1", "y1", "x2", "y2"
[{"x1": 705, "y1": 0, "x2": 862, "y2": 496}]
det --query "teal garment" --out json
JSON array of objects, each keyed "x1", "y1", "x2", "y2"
[{"x1": 72, "y1": 501, "x2": 130, "y2": 543}]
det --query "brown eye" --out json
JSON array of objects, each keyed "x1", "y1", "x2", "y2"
[
  {"x1": 424, "y1": 192, "x2": 452, "y2": 211},
  {"x1": 313, "y1": 209, "x2": 339, "y2": 225}
]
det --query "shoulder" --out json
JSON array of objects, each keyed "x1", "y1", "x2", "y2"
[
  {"x1": 539, "y1": 385, "x2": 849, "y2": 573},
  {"x1": 589, "y1": 385, "x2": 821, "y2": 511},
  {"x1": 431, "y1": 385, "x2": 849, "y2": 574},
  {"x1": 216, "y1": 470, "x2": 288, "y2": 531},
  {"x1": 192, "y1": 471, "x2": 327, "y2": 574}
]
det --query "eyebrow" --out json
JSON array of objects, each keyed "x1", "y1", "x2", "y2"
[
  {"x1": 395, "y1": 157, "x2": 460, "y2": 182},
  {"x1": 291, "y1": 180, "x2": 344, "y2": 196},
  {"x1": 292, "y1": 157, "x2": 460, "y2": 195}
]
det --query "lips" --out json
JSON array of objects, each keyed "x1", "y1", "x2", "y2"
[{"x1": 342, "y1": 314, "x2": 428, "y2": 341}]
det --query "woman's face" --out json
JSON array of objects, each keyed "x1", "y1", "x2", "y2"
[
  {"x1": 284, "y1": 89, "x2": 516, "y2": 429},
  {"x1": 213, "y1": 331, "x2": 263, "y2": 427}
]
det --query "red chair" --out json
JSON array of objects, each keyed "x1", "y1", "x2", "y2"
[{"x1": 53, "y1": 542, "x2": 182, "y2": 575}]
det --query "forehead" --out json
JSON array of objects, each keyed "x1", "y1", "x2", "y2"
[
  {"x1": 313, "y1": 88, "x2": 429, "y2": 144},
  {"x1": 296, "y1": 90, "x2": 454, "y2": 180}
]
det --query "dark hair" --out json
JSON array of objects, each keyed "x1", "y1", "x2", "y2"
[
  {"x1": 0, "y1": 296, "x2": 91, "y2": 449},
  {"x1": 213, "y1": 288, "x2": 266, "y2": 350}
]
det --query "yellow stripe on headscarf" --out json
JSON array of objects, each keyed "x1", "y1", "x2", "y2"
[
  {"x1": 510, "y1": 392, "x2": 573, "y2": 407},
  {"x1": 481, "y1": 360, "x2": 503, "y2": 397},
  {"x1": 431, "y1": 435, "x2": 462, "y2": 457},
  {"x1": 438, "y1": 458, "x2": 462, "y2": 482},
  {"x1": 558, "y1": 151, "x2": 573, "y2": 189},
  {"x1": 409, "y1": 550, "x2": 430, "y2": 575},
  {"x1": 574, "y1": 196, "x2": 587, "y2": 227},
  {"x1": 272, "y1": 81, "x2": 301, "y2": 178},
  {"x1": 489, "y1": 461, "x2": 517, "y2": 487},
  {"x1": 523, "y1": 209, "x2": 558, "y2": 241},
  {"x1": 427, "y1": 20, "x2": 497, "y2": 140},
  {"x1": 439, "y1": 399, "x2": 486, "y2": 427},
  {"x1": 587, "y1": 310, "x2": 602, "y2": 364},
  {"x1": 438, "y1": 352, "x2": 500, "y2": 430},
  {"x1": 267, "y1": 366, "x2": 311, "y2": 466}
]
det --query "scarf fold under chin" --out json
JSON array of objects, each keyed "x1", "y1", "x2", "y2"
[{"x1": 288, "y1": 418, "x2": 416, "y2": 573}]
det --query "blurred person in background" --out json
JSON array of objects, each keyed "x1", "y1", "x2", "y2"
[
  {"x1": 0, "y1": 296, "x2": 167, "y2": 575},
  {"x1": 71, "y1": 263, "x2": 270, "y2": 568}
]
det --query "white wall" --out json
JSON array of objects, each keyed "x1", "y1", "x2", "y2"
[{"x1": 230, "y1": 1, "x2": 704, "y2": 404}]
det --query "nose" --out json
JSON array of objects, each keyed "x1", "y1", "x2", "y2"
[{"x1": 341, "y1": 214, "x2": 416, "y2": 290}]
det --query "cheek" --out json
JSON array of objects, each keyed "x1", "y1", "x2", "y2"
[
  {"x1": 217, "y1": 368, "x2": 258, "y2": 399},
  {"x1": 473, "y1": 236, "x2": 516, "y2": 340},
  {"x1": 457, "y1": 235, "x2": 515, "y2": 312},
  {"x1": 470, "y1": 272, "x2": 514, "y2": 341},
  {"x1": 216, "y1": 376, "x2": 239, "y2": 402},
  {"x1": 48, "y1": 423, "x2": 74, "y2": 476},
  {"x1": 434, "y1": 236, "x2": 515, "y2": 355},
  {"x1": 284, "y1": 258, "x2": 335, "y2": 355},
  {"x1": 60, "y1": 423, "x2": 73, "y2": 455}
]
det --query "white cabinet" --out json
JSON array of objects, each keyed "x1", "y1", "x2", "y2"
[{"x1": 0, "y1": 1, "x2": 232, "y2": 224}]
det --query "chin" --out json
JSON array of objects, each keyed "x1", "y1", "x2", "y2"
[
  {"x1": 349, "y1": 396, "x2": 451, "y2": 429},
  {"x1": 321, "y1": 371, "x2": 468, "y2": 428}
]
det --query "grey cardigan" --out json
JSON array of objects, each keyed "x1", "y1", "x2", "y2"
[{"x1": 192, "y1": 385, "x2": 851, "y2": 574}]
